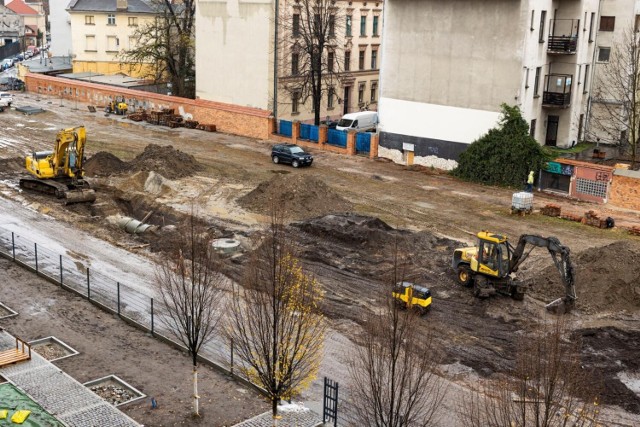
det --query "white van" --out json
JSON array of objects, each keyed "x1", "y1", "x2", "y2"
[{"x1": 336, "y1": 111, "x2": 378, "y2": 132}]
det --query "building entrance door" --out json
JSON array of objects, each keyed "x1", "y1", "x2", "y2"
[
  {"x1": 343, "y1": 87, "x2": 350, "y2": 115},
  {"x1": 546, "y1": 115, "x2": 559, "y2": 146}
]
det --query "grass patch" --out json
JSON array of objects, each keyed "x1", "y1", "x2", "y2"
[{"x1": 543, "y1": 142, "x2": 594, "y2": 156}]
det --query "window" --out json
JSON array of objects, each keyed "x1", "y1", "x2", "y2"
[
  {"x1": 107, "y1": 36, "x2": 119, "y2": 51},
  {"x1": 530, "y1": 119, "x2": 536, "y2": 138},
  {"x1": 373, "y1": 16, "x2": 379, "y2": 36},
  {"x1": 359, "y1": 49, "x2": 365, "y2": 70},
  {"x1": 346, "y1": 15, "x2": 352, "y2": 36},
  {"x1": 292, "y1": 91, "x2": 300, "y2": 114},
  {"x1": 329, "y1": 15, "x2": 335, "y2": 36},
  {"x1": 370, "y1": 81, "x2": 377, "y2": 102},
  {"x1": 314, "y1": 14, "x2": 321, "y2": 33},
  {"x1": 371, "y1": 49, "x2": 377, "y2": 69},
  {"x1": 636, "y1": 14, "x2": 640, "y2": 32},
  {"x1": 328, "y1": 87, "x2": 334, "y2": 109},
  {"x1": 293, "y1": 14, "x2": 300, "y2": 36},
  {"x1": 291, "y1": 52, "x2": 299, "y2": 75},
  {"x1": 128, "y1": 17, "x2": 138, "y2": 26},
  {"x1": 584, "y1": 64, "x2": 589, "y2": 92},
  {"x1": 599, "y1": 16, "x2": 615, "y2": 32},
  {"x1": 107, "y1": 14, "x2": 116, "y2": 25},
  {"x1": 530, "y1": 10, "x2": 535, "y2": 30},
  {"x1": 128, "y1": 36, "x2": 138, "y2": 49},
  {"x1": 85, "y1": 15, "x2": 94, "y2": 25},
  {"x1": 539, "y1": 10, "x2": 546, "y2": 43},
  {"x1": 534, "y1": 67, "x2": 541, "y2": 95},
  {"x1": 85, "y1": 35, "x2": 96, "y2": 51},
  {"x1": 588, "y1": 12, "x2": 595, "y2": 41},
  {"x1": 598, "y1": 47, "x2": 610, "y2": 62},
  {"x1": 344, "y1": 50, "x2": 351, "y2": 71},
  {"x1": 360, "y1": 16, "x2": 366, "y2": 36},
  {"x1": 525, "y1": 68, "x2": 530, "y2": 88},
  {"x1": 328, "y1": 51, "x2": 334, "y2": 72},
  {"x1": 358, "y1": 83, "x2": 365, "y2": 104}
]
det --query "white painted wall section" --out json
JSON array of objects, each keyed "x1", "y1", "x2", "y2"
[
  {"x1": 379, "y1": 97, "x2": 502, "y2": 145},
  {"x1": 49, "y1": 0, "x2": 72, "y2": 57}
]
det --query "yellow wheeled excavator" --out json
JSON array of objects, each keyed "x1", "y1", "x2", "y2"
[
  {"x1": 19, "y1": 126, "x2": 96, "y2": 204},
  {"x1": 452, "y1": 231, "x2": 576, "y2": 313}
]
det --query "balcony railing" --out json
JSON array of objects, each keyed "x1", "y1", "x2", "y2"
[
  {"x1": 547, "y1": 19, "x2": 579, "y2": 54},
  {"x1": 543, "y1": 74, "x2": 572, "y2": 107}
]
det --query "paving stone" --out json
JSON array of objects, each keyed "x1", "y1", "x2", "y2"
[{"x1": 232, "y1": 408, "x2": 322, "y2": 427}]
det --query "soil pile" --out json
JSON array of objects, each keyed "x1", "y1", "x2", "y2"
[
  {"x1": 84, "y1": 145, "x2": 201, "y2": 179},
  {"x1": 294, "y1": 213, "x2": 394, "y2": 247},
  {"x1": 0, "y1": 157, "x2": 25, "y2": 173},
  {"x1": 531, "y1": 241, "x2": 640, "y2": 313},
  {"x1": 238, "y1": 174, "x2": 352, "y2": 219},
  {"x1": 128, "y1": 144, "x2": 201, "y2": 179},
  {"x1": 84, "y1": 152, "x2": 128, "y2": 177}
]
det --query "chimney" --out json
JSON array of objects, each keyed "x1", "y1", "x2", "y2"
[{"x1": 116, "y1": 0, "x2": 128, "y2": 11}]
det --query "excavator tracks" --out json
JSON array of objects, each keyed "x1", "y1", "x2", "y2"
[{"x1": 19, "y1": 177, "x2": 96, "y2": 205}]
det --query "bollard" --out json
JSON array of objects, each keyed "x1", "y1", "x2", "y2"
[
  {"x1": 59, "y1": 255, "x2": 63, "y2": 285},
  {"x1": 11, "y1": 232, "x2": 15, "y2": 261},
  {"x1": 34, "y1": 243, "x2": 38, "y2": 273},
  {"x1": 87, "y1": 268, "x2": 90, "y2": 300},
  {"x1": 151, "y1": 298, "x2": 154, "y2": 335},
  {"x1": 230, "y1": 338, "x2": 234, "y2": 375},
  {"x1": 117, "y1": 282, "x2": 121, "y2": 315}
]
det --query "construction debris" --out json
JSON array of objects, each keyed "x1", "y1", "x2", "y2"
[
  {"x1": 541, "y1": 204, "x2": 561, "y2": 217},
  {"x1": 583, "y1": 210, "x2": 614, "y2": 229}
]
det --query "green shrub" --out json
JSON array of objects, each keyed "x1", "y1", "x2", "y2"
[{"x1": 452, "y1": 104, "x2": 551, "y2": 187}]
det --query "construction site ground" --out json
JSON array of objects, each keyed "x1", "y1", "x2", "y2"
[{"x1": 1, "y1": 92, "x2": 640, "y2": 426}]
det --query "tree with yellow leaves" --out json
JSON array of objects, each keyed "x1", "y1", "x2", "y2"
[{"x1": 226, "y1": 205, "x2": 326, "y2": 424}]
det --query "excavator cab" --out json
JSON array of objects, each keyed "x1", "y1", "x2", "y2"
[{"x1": 476, "y1": 233, "x2": 510, "y2": 278}]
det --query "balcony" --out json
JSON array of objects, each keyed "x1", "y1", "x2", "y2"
[
  {"x1": 547, "y1": 19, "x2": 579, "y2": 54},
  {"x1": 542, "y1": 74, "x2": 572, "y2": 108}
]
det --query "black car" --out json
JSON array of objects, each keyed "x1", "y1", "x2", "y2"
[{"x1": 271, "y1": 144, "x2": 313, "y2": 168}]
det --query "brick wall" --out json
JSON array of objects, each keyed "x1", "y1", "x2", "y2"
[
  {"x1": 24, "y1": 73, "x2": 273, "y2": 140},
  {"x1": 610, "y1": 171, "x2": 640, "y2": 210}
]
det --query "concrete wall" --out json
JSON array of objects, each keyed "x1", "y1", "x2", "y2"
[
  {"x1": 69, "y1": 9, "x2": 155, "y2": 77},
  {"x1": 49, "y1": 0, "x2": 72, "y2": 57},
  {"x1": 195, "y1": 0, "x2": 274, "y2": 109},
  {"x1": 25, "y1": 73, "x2": 273, "y2": 140}
]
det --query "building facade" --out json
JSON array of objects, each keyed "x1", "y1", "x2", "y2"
[
  {"x1": 0, "y1": 5, "x2": 24, "y2": 47},
  {"x1": 195, "y1": 0, "x2": 382, "y2": 123},
  {"x1": 49, "y1": 0, "x2": 73, "y2": 57},
  {"x1": 67, "y1": 0, "x2": 156, "y2": 77},
  {"x1": 378, "y1": 0, "x2": 599, "y2": 169},
  {"x1": 5, "y1": 0, "x2": 45, "y2": 48},
  {"x1": 587, "y1": 0, "x2": 640, "y2": 145}
]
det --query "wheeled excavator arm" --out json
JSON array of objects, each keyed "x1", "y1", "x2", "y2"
[{"x1": 508, "y1": 235, "x2": 576, "y2": 313}]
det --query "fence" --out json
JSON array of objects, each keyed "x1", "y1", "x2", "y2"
[
  {"x1": 0, "y1": 225, "x2": 260, "y2": 394},
  {"x1": 279, "y1": 120, "x2": 293, "y2": 137},
  {"x1": 300, "y1": 123, "x2": 319, "y2": 142},
  {"x1": 327, "y1": 129, "x2": 347, "y2": 147},
  {"x1": 356, "y1": 133, "x2": 371, "y2": 153}
]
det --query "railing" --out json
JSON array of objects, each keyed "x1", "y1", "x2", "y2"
[
  {"x1": 543, "y1": 74, "x2": 572, "y2": 107},
  {"x1": 547, "y1": 36, "x2": 577, "y2": 53},
  {"x1": 547, "y1": 19, "x2": 579, "y2": 54},
  {"x1": 543, "y1": 92, "x2": 571, "y2": 107}
]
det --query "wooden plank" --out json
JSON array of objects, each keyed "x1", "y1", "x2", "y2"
[{"x1": 0, "y1": 349, "x2": 31, "y2": 367}]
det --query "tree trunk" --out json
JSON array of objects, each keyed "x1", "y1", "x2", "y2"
[
  {"x1": 193, "y1": 366, "x2": 199, "y2": 416},
  {"x1": 272, "y1": 397, "x2": 279, "y2": 426}
]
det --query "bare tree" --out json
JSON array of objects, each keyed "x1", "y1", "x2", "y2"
[
  {"x1": 589, "y1": 25, "x2": 640, "y2": 166},
  {"x1": 226, "y1": 205, "x2": 326, "y2": 424},
  {"x1": 459, "y1": 317, "x2": 601, "y2": 427},
  {"x1": 155, "y1": 213, "x2": 223, "y2": 416},
  {"x1": 347, "y1": 241, "x2": 447, "y2": 426},
  {"x1": 279, "y1": 0, "x2": 347, "y2": 124},
  {"x1": 119, "y1": 0, "x2": 195, "y2": 98}
]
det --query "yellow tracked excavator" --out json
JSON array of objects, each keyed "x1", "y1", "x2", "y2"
[{"x1": 19, "y1": 126, "x2": 96, "y2": 204}]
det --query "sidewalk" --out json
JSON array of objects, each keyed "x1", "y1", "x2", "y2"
[
  {"x1": 232, "y1": 403, "x2": 322, "y2": 427},
  {"x1": 0, "y1": 330, "x2": 140, "y2": 427}
]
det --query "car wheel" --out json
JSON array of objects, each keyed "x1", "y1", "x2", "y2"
[
  {"x1": 272, "y1": 156, "x2": 280, "y2": 164},
  {"x1": 308, "y1": 160, "x2": 313, "y2": 166},
  {"x1": 292, "y1": 160, "x2": 300, "y2": 168}
]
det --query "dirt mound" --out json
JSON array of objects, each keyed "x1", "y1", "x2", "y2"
[
  {"x1": 0, "y1": 157, "x2": 25, "y2": 173},
  {"x1": 238, "y1": 174, "x2": 352, "y2": 219},
  {"x1": 531, "y1": 241, "x2": 640, "y2": 313},
  {"x1": 84, "y1": 152, "x2": 128, "y2": 177},
  {"x1": 294, "y1": 213, "x2": 395, "y2": 246},
  {"x1": 128, "y1": 144, "x2": 201, "y2": 179}
]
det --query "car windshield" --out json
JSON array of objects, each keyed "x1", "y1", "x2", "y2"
[
  {"x1": 337, "y1": 119, "x2": 353, "y2": 127},
  {"x1": 290, "y1": 146, "x2": 305, "y2": 154}
]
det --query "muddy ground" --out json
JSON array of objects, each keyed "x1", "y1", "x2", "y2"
[{"x1": 1, "y1": 92, "x2": 640, "y2": 425}]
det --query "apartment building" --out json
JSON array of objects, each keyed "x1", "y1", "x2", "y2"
[
  {"x1": 378, "y1": 0, "x2": 599, "y2": 169},
  {"x1": 587, "y1": 0, "x2": 640, "y2": 145},
  {"x1": 195, "y1": 0, "x2": 382, "y2": 123},
  {"x1": 0, "y1": 6, "x2": 23, "y2": 47},
  {"x1": 67, "y1": 0, "x2": 157, "y2": 77},
  {"x1": 5, "y1": 0, "x2": 45, "y2": 47}
]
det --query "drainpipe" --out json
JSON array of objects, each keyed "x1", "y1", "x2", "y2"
[
  {"x1": 273, "y1": 0, "x2": 279, "y2": 120},
  {"x1": 584, "y1": 0, "x2": 603, "y2": 142}
]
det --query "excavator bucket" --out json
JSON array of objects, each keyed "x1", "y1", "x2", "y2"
[
  {"x1": 545, "y1": 297, "x2": 574, "y2": 314},
  {"x1": 64, "y1": 189, "x2": 96, "y2": 205}
]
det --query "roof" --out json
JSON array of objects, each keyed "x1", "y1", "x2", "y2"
[
  {"x1": 553, "y1": 158, "x2": 615, "y2": 172},
  {"x1": 67, "y1": 0, "x2": 156, "y2": 14},
  {"x1": 5, "y1": 0, "x2": 39, "y2": 15}
]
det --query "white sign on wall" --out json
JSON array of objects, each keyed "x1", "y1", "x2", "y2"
[{"x1": 402, "y1": 142, "x2": 415, "y2": 152}]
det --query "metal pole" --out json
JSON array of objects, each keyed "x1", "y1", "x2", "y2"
[
  {"x1": 322, "y1": 377, "x2": 327, "y2": 423},
  {"x1": 334, "y1": 381, "x2": 339, "y2": 427},
  {"x1": 34, "y1": 243, "x2": 38, "y2": 273},
  {"x1": 86, "y1": 268, "x2": 90, "y2": 300},
  {"x1": 273, "y1": 0, "x2": 279, "y2": 120},
  {"x1": 117, "y1": 282, "x2": 121, "y2": 315},
  {"x1": 230, "y1": 338, "x2": 234, "y2": 375},
  {"x1": 11, "y1": 232, "x2": 15, "y2": 261},
  {"x1": 150, "y1": 298, "x2": 154, "y2": 335},
  {"x1": 59, "y1": 255, "x2": 63, "y2": 285}
]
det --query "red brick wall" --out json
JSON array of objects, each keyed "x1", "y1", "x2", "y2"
[
  {"x1": 24, "y1": 73, "x2": 273, "y2": 140},
  {"x1": 610, "y1": 174, "x2": 640, "y2": 210}
]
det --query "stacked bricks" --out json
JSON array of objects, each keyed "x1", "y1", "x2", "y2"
[
  {"x1": 583, "y1": 210, "x2": 608, "y2": 229},
  {"x1": 196, "y1": 123, "x2": 217, "y2": 132},
  {"x1": 541, "y1": 204, "x2": 561, "y2": 217},
  {"x1": 560, "y1": 212, "x2": 583, "y2": 223}
]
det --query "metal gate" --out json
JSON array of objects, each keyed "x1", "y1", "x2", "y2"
[
  {"x1": 356, "y1": 132, "x2": 371, "y2": 153},
  {"x1": 323, "y1": 377, "x2": 338, "y2": 427}
]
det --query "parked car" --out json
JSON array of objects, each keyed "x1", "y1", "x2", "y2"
[
  {"x1": 1, "y1": 59, "x2": 13, "y2": 71},
  {"x1": 271, "y1": 144, "x2": 313, "y2": 168},
  {"x1": 0, "y1": 92, "x2": 14, "y2": 107},
  {"x1": 24, "y1": 50, "x2": 33, "y2": 60}
]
